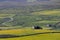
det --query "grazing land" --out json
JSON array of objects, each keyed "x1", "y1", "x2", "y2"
[{"x1": 0, "y1": 7, "x2": 60, "y2": 40}]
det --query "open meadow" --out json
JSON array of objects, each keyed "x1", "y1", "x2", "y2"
[{"x1": 0, "y1": 9, "x2": 60, "y2": 40}]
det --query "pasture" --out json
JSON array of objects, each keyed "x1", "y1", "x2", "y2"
[
  {"x1": 0, "y1": 28, "x2": 59, "y2": 40},
  {"x1": 0, "y1": 9, "x2": 60, "y2": 40}
]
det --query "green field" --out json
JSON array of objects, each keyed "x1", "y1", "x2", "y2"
[
  {"x1": 0, "y1": 28, "x2": 59, "y2": 40},
  {"x1": 0, "y1": 8, "x2": 60, "y2": 40},
  {"x1": 5, "y1": 33, "x2": 60, "y2": 40}
]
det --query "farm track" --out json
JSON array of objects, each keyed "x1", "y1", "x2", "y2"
[{"x1": 0, "y1": 32, "x2": 60, "y2": 38}]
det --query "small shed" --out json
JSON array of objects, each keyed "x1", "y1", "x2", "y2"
[{"x1": 33, "y1": 26, "x2": 43, "y2": 29}]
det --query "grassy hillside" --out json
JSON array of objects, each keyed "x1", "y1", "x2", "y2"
[
  {"x1": 0, "y1": 28, "x2": 59, "y2": 40},
  {"x1": 0, "y1": 1, "x2": 60, "y2": 40},
  {"x1": 7, "y1": 33, "x2": 60, "y2": 40},
  {"x1": 32, "y1": 9, "x2": 60, "y2": 15},
  {"x1": 0, "y1": 8, "x2": 60, "y2": 40},
  {"x1": 10, "y1": 9, "x2": 60, "y2": 28},
  {"x1": 0, "y1": 9, "x2": 60, "y2": 29}
]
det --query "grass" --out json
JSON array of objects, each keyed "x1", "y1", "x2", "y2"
[
  {"x1": 4, "y1": 33, "x2": 60, "y2": 40},
  {"x1": 0, "y1": 14, "x2": 15, "y2": 18},
  {"x1": 34, "y1": 21, "x2": 60, "y2": 23},
  {"x1": 32, "y1": 9, "x2": 60, "y2": 15},
  {"x1": 0, "y1": 28, "x2": 55, "y2": 34},
  {"x1": 0, "y1": 28, "x2": 59, "y2": 40},
  {"x1": 0, "y1": 9, "x2": 60, "y2": 40}
]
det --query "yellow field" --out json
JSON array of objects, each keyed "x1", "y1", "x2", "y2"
[
  {"x1": 0, "y1": 14, "x2": 15, "y2": 18},
  {"x1": 0, "y1": 28, "x2": 60, "y2": 40},
  {"x1": 32, "y1": 10, "x2": 60, "y2": 15},
  {"x1": 3, "y1": 33, "x2": 60, "y2": 40},
  {"x1": 0, "y1": 28, "x2": 55, "y2": 34}
]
